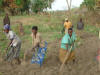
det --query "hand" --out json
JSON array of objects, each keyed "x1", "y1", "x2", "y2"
[
  {"x1": 31, "y1": 47, "x2": 35, "y2": 52},
  {"x1": 71, "y1": 43, "x2": 74, "y2": 46},
  {"x1": 6, "y1": 47, "x2": 8, "y2": 51},
  {"x1": 5, "y1": 47, "x2": 9, "y2": 53}
]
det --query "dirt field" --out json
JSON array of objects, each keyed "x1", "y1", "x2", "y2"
[{"x1": 0, "y1": 30, "x2": 100, "y2": 75}]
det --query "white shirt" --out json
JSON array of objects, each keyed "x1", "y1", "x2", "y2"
[{"x1": 6, "y1": 31, "x2": 21, "y2": 47}]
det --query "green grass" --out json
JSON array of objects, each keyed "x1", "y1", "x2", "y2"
[
  {"x1": 84, "y1": 25, "x2": 100, "y2": 35},
  {"x1": 0, "y1": 72, "x2": 2, "y2": 75}
]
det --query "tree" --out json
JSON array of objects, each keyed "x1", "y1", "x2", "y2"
[
  {"x1": 0, "y1": 0, "x2": 54, "y2": 14},
  {"x1": 32, "y1": 0, "x2": 54, "y2": 13},
  {"x1": 18, "y1": 0, "x2": 30, "y2": 14},
  {"x1": 0, "y1": 0, "x2": 21, "y2": 15},
  {"x1": 0, "y1": 0, "x2": 3, "y2": 10},
  {"x1": 82, "y1": 0, "x2": 95, "y2": 10},
  {"x1": 95, "y1": 0, "x2": 100, "y2": 9},
  {"x1": 66, "y1": 0, "x2": 72, "y2": 18},
  {"x1": 16, "y1": 0, "x2": 22, "y2": 5},
  {"x1": 0, "y1": 0, "x2": 3, "y2": 6},
  {"x1": 0, "y1": 0, "x2": 30, "y2": 15}
]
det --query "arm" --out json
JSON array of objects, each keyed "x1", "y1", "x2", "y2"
[
  {"x1": 64, "y1": 23, "x2": 66, "y2": 28},
  {"x1": 82, "y1": 22, "x2": 84, "y2": 28},
  {"x1": 6, "y1": 31, "x2": 14, "y2": 50},
  {"x1": 66, "y1": 43, "x2": 74, "y2": 51},
  {"x1": 34, "y1": 34, "x2": 41, "y2": 47},
  {"x1": 6, "y1": 39, "x2": 13, "y2": 50},
  {"x1": 72, "y1": 43, "x2": 74, "y2": 47},
  {"x1": 8, "y1": 40, "x2": 13, "y2": 47},
  {"x1": 31, "y1": 33, "x2": 34, "y2": 46},
  {"x1": 32, "y1": 33, "x2": 41, "y2": 49},
  {"x1": 3, "y1": 18, "x2": 5, "y2": 25}
]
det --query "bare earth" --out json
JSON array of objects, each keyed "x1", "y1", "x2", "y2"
[{"x1": 0, "y1": 31, "x2": 100, "y2": 75}]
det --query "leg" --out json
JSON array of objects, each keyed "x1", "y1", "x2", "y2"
[
  {"x1": 68, "y1": 51, "x2": 75, "y2": 63},
  {"x1": 59, "y1": 48, "x2": 68, "y2": 64},
  {"x1": 14, "y1": 43, "x2": 21, "y2": 64},
  {"x1": 15, "y1": 57, "x2": 21, "y2": 64},
  {"x1": 4, "y1": 47, "x2": 14, "y2": 62},
  {"x1": 24, "y1": 49, "x2": 34, "y2": 61}
]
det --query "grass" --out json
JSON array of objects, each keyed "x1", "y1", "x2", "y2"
[
  {"x1": 84, "y1": 25, "x2": 100, "y2": 35},
  {"x1": 0, "y1": 13, "x2": 100, "y2": 59},
  {"x1": 0, "y1": 72, "x2": 2, "y2": 75}
]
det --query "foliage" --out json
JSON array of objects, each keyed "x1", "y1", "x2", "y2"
[
  {"x1": 32, "y1": 0, "x2": 54, "y2": 13},
  {"x1": 82, "y1": 0, "x2": 95, "y2": 10},
  {"x1": 18, "y1": 0, "x2": 30, "y2": 13},
  {"x1": 16, "y1": 0, "x2": 22, "y2": 5},
  {"x1": 0, "y1": 0, "x2": 30, "y2": 15},
  {"x1": 0, "y1": 0, "x2": 54, "y2": 14},
  {"x1": 0, "y1": 0, "x2": 3, "y2": 6}
]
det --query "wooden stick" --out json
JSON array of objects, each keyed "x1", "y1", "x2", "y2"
[{"x1": 59, "y1": 46, "x2": 72, "y2": 75}]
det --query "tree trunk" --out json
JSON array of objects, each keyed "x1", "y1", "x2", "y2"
[
  {"x1": 4, "y1": 7, "x2": 16, "y2": 16},
  {"x1": 66, "y1": 0, "x2": 72, "y2": 18},
  {"x1": 4, "y1": 7, "x2": 11, "y2": 15}
]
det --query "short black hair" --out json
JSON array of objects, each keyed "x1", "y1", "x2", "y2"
[
  {"x1": 32, "y1": 26, "x2": 38, "y2": 31},
  {"x1": 68, "y1": 28, "x2": 73, "y2": 31}
]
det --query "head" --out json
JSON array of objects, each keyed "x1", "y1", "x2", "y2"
[
  {"x1": 68, "y1": 28, "x2": 73, "y2": 37},
  {"x1": 32, "y1": 26, "x2": 38, "y2": 34},
  {"x1": 80, "y1": 18, "x2": 82, "y2": 22},
  {"x1": 5, "y1": 13, "x2": 8, "y2": 17},
  {"x1": 65, "y1": 18, "x2": 68, "y2": 22},
  {"x1": 4, "y1": 29, "x2": 9, "y2": 33},
  {"x1": 4, "y1": 24, "x2": 10, "y2": 33},
  {"x1": 20, "y1": 23, "x2": 23, "y2": 27}
]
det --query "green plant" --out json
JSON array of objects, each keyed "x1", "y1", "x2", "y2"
[
  {"x1": 32, "y1": 0, "x2": 54, "y2": 13},
  {"x1": 82, "y1": 0, "x2": 95, "y2": 10}
]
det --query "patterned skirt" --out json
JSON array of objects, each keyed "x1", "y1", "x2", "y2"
[
  {"x1": 59, "y1": 48, "x2": 75, "y2": 64},
  {"x1": 5, "y1": 42, "x2": 21, "y2": 62}
]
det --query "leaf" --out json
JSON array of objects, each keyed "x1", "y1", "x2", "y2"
[
  {"x1": 0, "y1": 0, "x2": 3, "y2": 6},
  {"x1": 16, "y1": 0, "x2": 22, "y2": 5}
]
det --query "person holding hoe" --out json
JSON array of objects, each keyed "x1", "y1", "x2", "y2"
[
  {"x1": 59, "y1": 28, "x2": 76, "y2": 64},
  {"x1": 24, "y1": 26, "x2": 42, "y2": 60},
  {"x1": 4, "y1": 24, "x2": 21, "y2": 64}
]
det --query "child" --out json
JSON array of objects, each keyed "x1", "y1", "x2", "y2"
[
  {"x1": 31, "y1": 26, "x2": 42, "y2": 49},
  {"x1": 4, "y1": 24, "x2": 21, "y2": 64},
  {"x1": 19, "y1": 23, "x2": 24, "y2": 35},
  {"x1": 24, "y1": 26, "x2": 42, "y2": 60}
]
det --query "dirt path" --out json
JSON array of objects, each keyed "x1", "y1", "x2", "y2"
[{"x1": 0, "y1": 31, "x2": 100, "y2": 75}]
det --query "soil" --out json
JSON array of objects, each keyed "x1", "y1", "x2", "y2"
[{"x1": 0, "y1": 31, "x2": 100, "y2": 75}]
